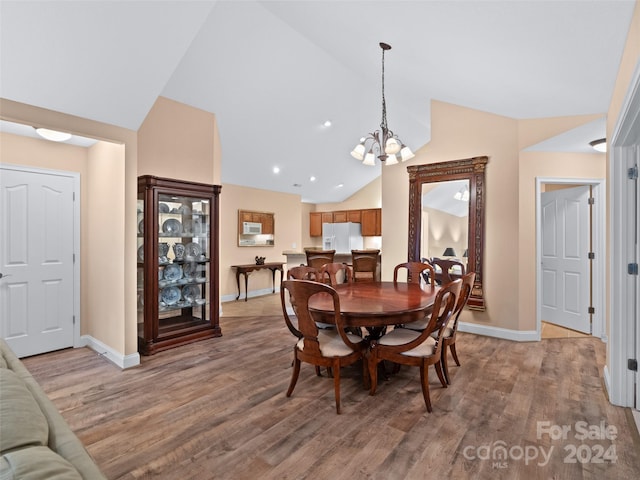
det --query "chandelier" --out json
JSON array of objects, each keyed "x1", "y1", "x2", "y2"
[{"x1": 350, "y1": 42, "x2": 415, "y2": 166}]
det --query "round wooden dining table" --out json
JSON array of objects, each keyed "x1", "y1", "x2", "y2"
[{"x1": 308, "y1": 281, "x2": 440, "y2": 337}]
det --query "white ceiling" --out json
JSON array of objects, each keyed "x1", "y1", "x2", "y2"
[{"x1": 0, "y1": 1, "x2": 634, "y2": 203}]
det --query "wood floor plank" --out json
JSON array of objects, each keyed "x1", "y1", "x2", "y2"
[{"x1": 18, "y1": 303, "x2": 640, "y2": 479}]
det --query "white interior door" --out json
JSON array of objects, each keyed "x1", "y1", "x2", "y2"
[
  {"x1": 541, "y1": 185, "x2": 591, "y2": 333},
  {"x1": 0, "y1": 165, "x2": 77, "y2": 357}
]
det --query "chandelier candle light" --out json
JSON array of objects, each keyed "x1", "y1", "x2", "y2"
[{"x1": 351, "y1": 42, "x2": 415, "y2": 166}]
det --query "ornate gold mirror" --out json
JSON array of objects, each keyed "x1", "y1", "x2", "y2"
[{"x1": 407, "y1": 156, "x2": 488, "y2": 310}]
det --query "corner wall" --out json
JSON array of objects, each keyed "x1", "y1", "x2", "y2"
[
  {"x1": 0, "y1": 98, "x2": 138, "y2": 360},
  {"x1": 382, "y1": 99, "x2": 608, "y2": 334}
]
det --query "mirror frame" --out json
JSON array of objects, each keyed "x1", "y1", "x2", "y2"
[{"x1": 407, "y1": 156, "x2": 488, "y2": 310}]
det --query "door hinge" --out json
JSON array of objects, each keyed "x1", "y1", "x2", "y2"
[
  {"x1": 73, "y1": 253, "x2": 76, "y2": 263},
  {"x1": 588, "y1": 306, "x2": 595, "y2": 315},
  {"x1": 72, "y1": 315, "x2": 76, "y2": 325},
  {"x1": 628, "y1": 263, "x2": 639, "y2": 275},
  {"x1": 73, "y1": 191, "x2": 76, "y2": 201},
  {"x1": 628, "y1": 359, "x2": 638, "y2": 371},
  {"x1": 588, "y1": 197, "x2": 595, "y2": 205},
  {"x1": 628, "y1": 165, "x2": 638, "y2": 180},
  {"x1": 588, "y1": 252, "x2": 595, "y2": 260}
]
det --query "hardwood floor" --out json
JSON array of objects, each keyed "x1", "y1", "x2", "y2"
[{"x1": 22, "y1": 294, "x2": 640, "y2": 479}]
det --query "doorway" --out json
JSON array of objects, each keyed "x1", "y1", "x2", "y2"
[
  {"x1": 608, "y1": 63, "x2": 640, "y2": 409},
  {"x1": 535, "y1": 177, "x2": 606, "y2": 341},
  {"x1": 540, "y1": 184, "x2": 591, "y2": 334},
  {"x1": 0, "y1": 164, "x2": 80, "y2": 357}
]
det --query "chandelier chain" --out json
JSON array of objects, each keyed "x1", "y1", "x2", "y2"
[{"x1": 380, "y1": 47, "x2": 388, "y2": 133}]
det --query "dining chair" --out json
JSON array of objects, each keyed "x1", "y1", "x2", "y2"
[
  {"x1": 393, "y1": 262, "x2": 436, "y2": 287},
  {"x1": 287, "y1": 265, "x2": 319, "y2": 281},
  {"x1": 286, "y1": 265, "x2": 334, "y2": 332},
  {"x1": 367, "y1": 279, "x2": 461, "y2": 412},
  {"x1": 280, "y1": 279, "x2": 368, "y2": 414},
  {"x1": 439, "y1": 272, "x2": 475, "y2": 384},
  {"x1": 429, "y1": 258, "x2": 465, "y2": 285},
  {"x1": 391, "y1": 262, "x2": 437, "y2": 331},
  {"x1": 305, "y1": 249, "x2": 336, "y2": 271},
  {"x1": 351, "y1": 249, "x2": 380, "y2": 282},
  {"x1": 319, "y1": 262, "x2": 353, "y2": 286}
]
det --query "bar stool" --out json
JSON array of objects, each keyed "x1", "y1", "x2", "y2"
[
  {"x1": 351, "y1": 249, "x2": 380, "y2": 282},
  {"x1": 305, "y1": 249, "x2": 336, "y2": 271}
]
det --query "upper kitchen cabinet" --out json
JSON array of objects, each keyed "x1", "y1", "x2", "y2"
[
  {"x1": 361, "y1": 208, "x2": 382, "y2": 236},
  {"x1": 238, "y1": 210, "x2": 275, "y2": 246}
]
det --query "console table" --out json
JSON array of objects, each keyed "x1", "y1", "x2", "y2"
[{"x1": 231, "y1": 262, "x2": 284, "y2": 301}]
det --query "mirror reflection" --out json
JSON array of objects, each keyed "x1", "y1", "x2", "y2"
[{"x1": 420, "y1": 180, "x2": 469, "y2": 265}]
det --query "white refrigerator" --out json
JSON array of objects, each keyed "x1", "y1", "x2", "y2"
[{"x1": 322, "y1": 222, "x2": 363, "y2": 253}]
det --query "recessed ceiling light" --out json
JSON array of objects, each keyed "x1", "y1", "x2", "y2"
[
  {"x1": 336, "y1": 183, "x2": 344, "y2": 188},
  {"x1": 273, "y1": 166, "x2": 280, "y2": 174},
  {"x1": 34, "y1": 127, "x2": 71, "y2": 142},
  {"x1": 323, "y1": 120, "x2": 332, "y2": 127},
  {"x1": 310, "y1": 176, "x2": 316, "y2": 182}
]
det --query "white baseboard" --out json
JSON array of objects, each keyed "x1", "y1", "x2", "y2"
[
  {"x1": 80, "y1": 335, "x2": 140, "y2": 369},
  {"x1": 221, "y1": 288, "x2": 276, "y2": 303},
  {"x1": 458, "y1": 322, "x2": 539, "y2": 342}
]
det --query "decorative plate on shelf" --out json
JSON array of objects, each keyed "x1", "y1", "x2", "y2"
[
  {"x1": 184, "y1": 242, "x2": 203, "y2": 258},
  {"x1": 182, "y1": 262, "x2": 198, "y2": 278},
  {"x1": 182, "y1": 285, "x2": 200, "y2": 303},
  {"x1": 188, "y1": 219, "x2": 202, "y2": 236},
  {"x1": 159, "y1": 202, "x2": 170, "y2": 213},
  {"x1": 163, "y1": 263, "x2": 183, "y2": 282},
  {"x1": 137, "y1": 245, "x2": 144, "y2": 262},
  {"x1": 162, "y1": 218, "x2": 182, "y2": 236},
  {"x1": 138, "y1": 219, "x2": 144, "y2": 235},
  {"x1": 160, "y1": 286, "x2": 181, "y2": 305}
]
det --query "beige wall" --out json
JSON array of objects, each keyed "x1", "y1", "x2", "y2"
[
  {"x1": 138, "y1": 96, "x2": 220, "y2": 185},
  {"x1": 86, "y1": 141, "x2": 127, "y2": 351},
  {"x1": 219, "y1": 184, "x2": 301, "y2": 300},
  {"x1": 383, "y1": 100, "x2": 520, "y2": 329},
  {"x1": 382, "y1": 100, "x2": 606, "y2": 332},
  {"x1": 517, "y1": 150, "x2": 605, "y2": 332}
]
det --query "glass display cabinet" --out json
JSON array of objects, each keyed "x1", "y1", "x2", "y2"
[{"x1": 137, "y1": 175, "x2": 221, "y2": 355}]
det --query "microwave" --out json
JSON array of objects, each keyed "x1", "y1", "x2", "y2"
[{"x1": 242, "y1": 222, "x2": 262, "y2": 235}]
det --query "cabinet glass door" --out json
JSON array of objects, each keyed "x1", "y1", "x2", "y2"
[{"x1": 156, "y1": 194, "x2": 210, "y2": 333}]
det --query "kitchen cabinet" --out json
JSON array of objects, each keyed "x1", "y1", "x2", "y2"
[
  {"x1": 361, "y1": 208, "x2": 382, "y2": 236},
  {"x1": 239, "y1": 210, "x2": 274, "y2": 234},
  {"x1": 333, "y1": 211, "x2": 348, "y2": 223},
  {"x1": 309, "y1": 208, "x2": 381, "y2": 236},
  {"x1": 310, "y1": 212, "x2": 322, "y2": 236}
]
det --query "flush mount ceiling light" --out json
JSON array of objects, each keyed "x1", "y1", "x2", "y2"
[
  {"x1": 350, "y1": 42, "x2": 414, "y2": 166},
  {"x1": 589, "y1": 138, "x2": 607, "y2": 153},
  {"x1": 34, "y1": 127, "x2": 72, "y2": 142}
]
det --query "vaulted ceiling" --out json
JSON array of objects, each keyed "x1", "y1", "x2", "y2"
[{"x1": 1, "y1": 1, "x2": 635, "y2": 203}]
